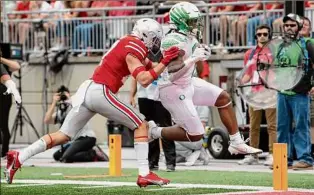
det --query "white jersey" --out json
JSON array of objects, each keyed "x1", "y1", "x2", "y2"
[
  {"x1": 158, "y1": 32, "x2": 199, "y2": 87},
  {"x1": 137, "y1": 79, "x2": 159, "y2": 101}
]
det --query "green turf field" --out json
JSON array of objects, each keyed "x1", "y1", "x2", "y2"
[{"x1": 1, "y1": 167, "x2": 313, "y2": 195}]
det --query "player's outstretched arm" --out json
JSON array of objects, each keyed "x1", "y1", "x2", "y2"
[
  {"x1": 126, "y1": 47, "x2": 180, "y2": 87},
  {"x1": 0, "y1": 57, "x2": 20, "y2": 72}
]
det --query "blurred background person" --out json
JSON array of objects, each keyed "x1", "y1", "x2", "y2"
[
  {"x1": 300, "y1": 16, "x2": 312, "y2": 38},
  {"x1": 129, "y1": 80, "x2": 176, "y2": 172},
  {"x1": 0, "y1": 55, "x2": 21, "y2": 158},
  {"x1": 233, "y1": 2, "x2": 262, "y2": 50},
  {"x1": 246, "y1": 1, "x2": 283, "y2": 46},
  {"x1": 52, "y1": 0, "x2": 90, "y2": 51},
  {"x1": 72, "y1": 0, "x2": 109, "y2": 57},
  {"x1": 129, "y1": 51, "x2": 176, "y2": 172},
  {"x1": 238, "y1": 24, "x2": 276, "y2": 166}
]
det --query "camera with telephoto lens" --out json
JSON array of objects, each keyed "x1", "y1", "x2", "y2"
[
  {"x1": 56, "y1": 85, "x2": 70, "y2": 125},
  {"x1": 57, "y1": 85, "x2": 69, "y2": 101}
]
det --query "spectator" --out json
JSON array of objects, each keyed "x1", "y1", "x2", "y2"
[
  {"x1": 273, "y1": 1, "x2": 314, "y2": 35},
  {"x1": 72, "y1": 1, "x2": 109, "y2": 57},
  {"x1": 107, "y1": 0, "x2": 137, "y2": 45},
  {"x1": 52, "y1": 1, "x2": 90, "y2": 51},
  {"x1": 300, "y1": 16, "x2": 312, "y2": 38},
  {"x1": 15, "y1": 0, "x2": 31, "y2": 50},
  {"x1": 232, "y1": 2, "x2": 262, "y2": 49},
  {"x1": 275, "y1": 14, "x2": 314, "y2": 170},
  {"x1": 210, "y1": 0, "x2": 247, "y2": 53},
  {"x1": 237, "y1": 24, "x2": 277, "y2": 166},
  {"x1": 300, "y1": 16, "x2": 314, "y2": 159},
  {"x1": 45, "y1": 85, "x2": 108, "y2": 163},
  {"x1": 246, "y1": 1, "x2": 283, "y2": 46},
  {"x1": 30, "y1": 1, "x2": 52, "y2": 53}
]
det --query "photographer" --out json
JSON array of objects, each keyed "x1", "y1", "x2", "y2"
[
  {"x1": 44, "y1": 86, "x2": 108, "y2": 163},
  {"x1": 0, "y1": 56, "x2": 21, "y2": 158}
]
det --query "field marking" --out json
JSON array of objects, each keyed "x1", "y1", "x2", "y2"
[
  {"x1": 74, "y1": 186, "x2": 109, "y2": 189},
  {"x1": 5, "y1": 184, "x2": 53, "y2": 188},
  {"x1": 2, "y1": 179, "x2": 314, "y2": 193},
  {"x1": 145, "y1": 187, "x2": 179, "y2": 191},
  {"x1": 207, "y1": 191, "x2": 314, "y2": 195}
]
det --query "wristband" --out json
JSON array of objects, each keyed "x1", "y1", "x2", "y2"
[{"x1": 149, "y1": 69, "x2": 158, "y2": 80}]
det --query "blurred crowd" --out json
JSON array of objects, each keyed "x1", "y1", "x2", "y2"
[{"x1": 2, "y1": 1, "x2": 314, "y2": 56}]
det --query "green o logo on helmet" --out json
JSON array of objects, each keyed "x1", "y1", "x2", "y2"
[
  {"x1": 169, "y1": 2, "x2": 202, "y2": 35},
  {"x1": 170, "y1": 7, "x2": 190, "y2": 32}
]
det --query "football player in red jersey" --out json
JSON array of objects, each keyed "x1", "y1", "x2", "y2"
[{"x1": 4, "y1": 18, "x2": 180, "y2": 187}]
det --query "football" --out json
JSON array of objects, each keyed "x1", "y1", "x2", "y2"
[{"x1": 167, "y1": 49, "x2": 186, "y2": 73}]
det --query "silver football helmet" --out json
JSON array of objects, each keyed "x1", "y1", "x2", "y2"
[{"x1": 132, "y1": 18, "x2": 163, "y2": 55}]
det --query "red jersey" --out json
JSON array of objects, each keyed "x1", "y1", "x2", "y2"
[{"x1": 92, "y1": 35, "x2": 148, "y2": 93}]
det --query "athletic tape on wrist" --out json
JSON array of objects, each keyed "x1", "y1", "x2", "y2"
[{"x1": 149, "y1": 69, "x2": 158, "y2": 80}]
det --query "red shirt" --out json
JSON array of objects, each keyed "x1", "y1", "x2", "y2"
[
  {"x1": 108, "y1": 0, "x2": 136, "y2": 16},
  {"x1": 16, "y1": 1, "x2": 31, "y2": 19},
  {"x1": 92, "y1": 35, "x2": 148, "y2": 93},
  {"x1": 265, "y1": 3, "x2": 283, "y2": 10},
  {"x1": 211, "y1": 0, "x2": 247, "y2": 12},
  {"x1": 200, "y1": 61, "x2": 210, "y2": 79}
]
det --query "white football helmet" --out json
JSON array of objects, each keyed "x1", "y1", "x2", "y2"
[{"x1": 132, "y1": 18, "x2": 163, "y2": 55}]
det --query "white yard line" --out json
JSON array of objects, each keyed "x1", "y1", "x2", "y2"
[
  {"x1": 1, "y1": 179, "x2": 314, "y2": 193},
  {"x1": 145, "y1": 187, "x2": 179, "y2": 191},
  {"x1": 198, "y1": 191, "x2": 314, "y2": 195},
  {"x1": 5, "y1": 183, "x2": 53, "y2": 188},
  {"x1": 74, "y1": 186, "x2": 110, "y2": 189}
]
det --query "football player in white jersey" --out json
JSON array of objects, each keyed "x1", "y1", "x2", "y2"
[{"x1": 149, "y1": 2, "x2": 262, "y2": 155}]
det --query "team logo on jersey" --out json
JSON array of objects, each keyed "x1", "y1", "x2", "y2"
[{"x1": 179, "y1": 95, "x2": 185, "y2": 100}]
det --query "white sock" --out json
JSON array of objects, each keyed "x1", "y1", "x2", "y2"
[
  {"x1": 229, "y1": 132, "x2": 243, "y2": 145},
  {"x1": 19, "y1": 139, "x2": 47, "y2": 164},
  {"x1": 134, "y1": 142, "x2": 150, "y2": 176}
]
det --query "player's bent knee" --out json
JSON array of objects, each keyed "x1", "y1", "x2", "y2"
[
  {"x1": 134, "y1": 121, "x2": 149, "y2": 142},
  {"x1": 187, "y1": 133, "x2": 204, "y2": 142},
  {"x1": 55, "y1": 131, "x2": 71, "y2": 143},
  {"x1": 215, "y1": 91, "x2": 231, "y2": 108},
  {"x1": 43, "y1": 131, "x2": 70, "y2": 148}
]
